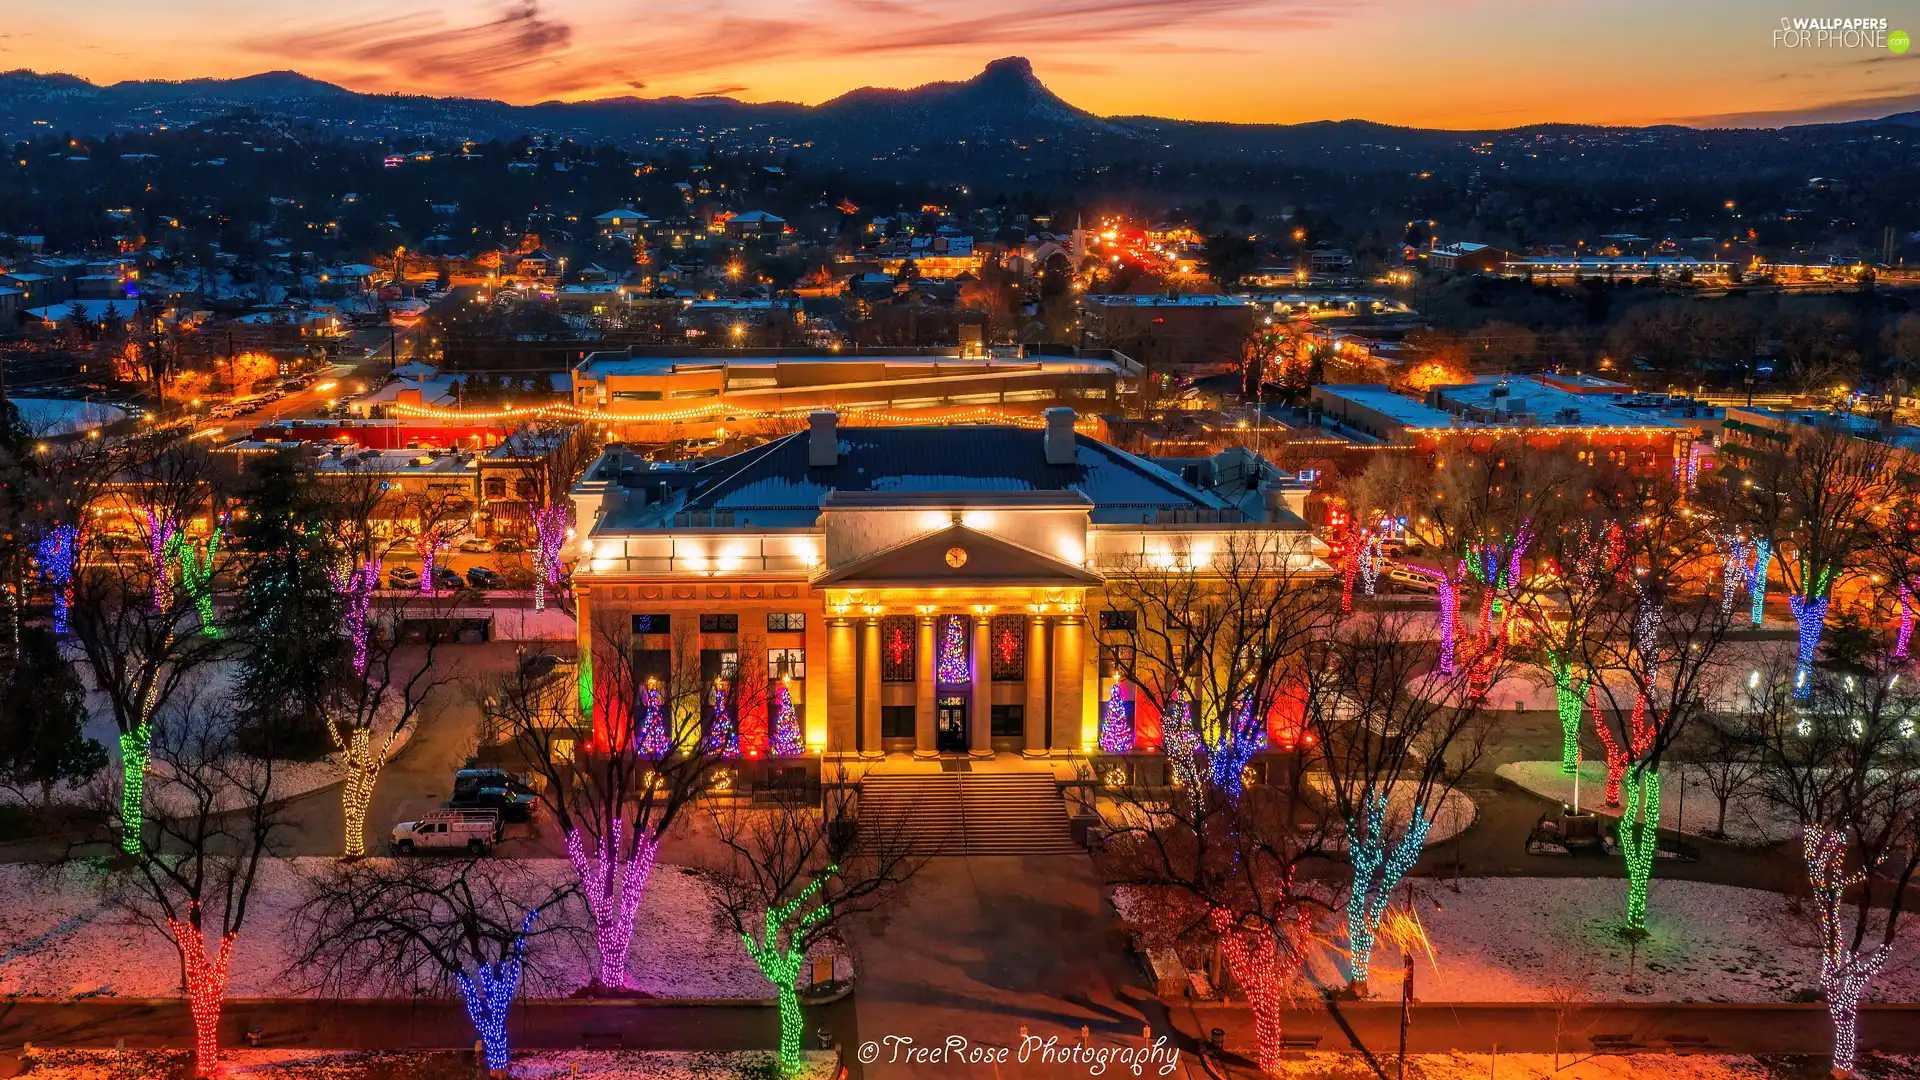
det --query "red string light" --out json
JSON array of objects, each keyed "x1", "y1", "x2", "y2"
[{"x1": 168, "y1": 903, "x2": 237, "y2": 1075}]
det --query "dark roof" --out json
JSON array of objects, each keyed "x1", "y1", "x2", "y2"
[{"x1": 665, "y1": 425, "x2": 1233, "y2": 526}]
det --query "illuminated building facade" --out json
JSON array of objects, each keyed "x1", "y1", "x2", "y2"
[{"x1": 570, "y1": 408, "x2": 1325, "y2": 758}]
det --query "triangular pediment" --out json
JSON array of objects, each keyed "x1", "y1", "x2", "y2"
[{"x1": 813, "y1": 524, "x2": 1101, "y2": 587}]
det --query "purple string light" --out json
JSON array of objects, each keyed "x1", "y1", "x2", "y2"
[
  {"x1": 1895, "y1": 584, "x2": 1912, "y2": 662},
  {"x1": 563, "y1": 823, "x2": 659, "y2": 991},
  {"x1": 146, "y1": 508, "x2": 177, "y2": 611},
  {"x1": 637, "y1": 679, "x2": 668, "y2": 756},
  {"x1": 531, "y1": 503, "x2": 567, "y2": 612},
  {"x1": 771, "y1": 679, "x2": 804, "y2": 757},
  {"x1": 327, "y1": 557, "x2": 381, "y2": 674},
  {"x1": 1400, "y1": 564, "x2": 1459, "y2": 674}
]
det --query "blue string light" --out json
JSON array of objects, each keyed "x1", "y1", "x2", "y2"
[
  {"x1": 935, "y1": 615, "x2": 970, "y2": 684},
  {"x1": 33, "y1": 523, "x2": 78, "y2": 634},
  {"x1": 1098, "y1": 682, "x2": 1134, "y2": 754},
  {"x1": 1789, "y1": 593, "x2": 1831, "y2": 699},
  {"x1": 1206, "y1": 694, "x2": 1264, "y2": 802},
  {"x1": 1748, "y1": 539, "x2": 1773, "y2": 626},
  {"x1": 455, "y1": 907, "x2": 538, "y2": 1073}
]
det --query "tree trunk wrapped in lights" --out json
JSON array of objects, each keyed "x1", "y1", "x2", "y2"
[
  {"x1": 333, "y1": 726, "x2": 400, "y2": 859},
  {"x1": 172, "y1": 529, "x2": 222, "y2": 636},
  {"x1": 1805, "y1": 827, "x2": 1887, "y2": 1077},
  {"x1": 1547, "y1": 654, "x2": 1589, "y2": 775},
  {"x1": 741, "y1": 871, "x2": 835, "y2": 1077},
  {"x1": 34, "y1": 523, "x2": 79, "y2": 635},
  {"x1": 1398, "y1": 564, "x2": 1461, "y2": 674},
  {"x1": 531, "y1": 503, "x2": 567, "y2": 613},
  {"x1": 326, "y1": 557, "x2": 381, "y2": 675},
  {"x1": 1895, "y1": 583, "x2": 1914, "y2": 662},
  {"x1": 117, "y1": 722, "x2": 153, "y2": 854},
  {"x1": 1617, "y1": 767, "x2": 1661, "y2": 933},
  {"x1": 454, "y1": 907, "x2": 541, "y2": 1076},
  {"x1": 1747, "y1": 539, "x2": 1772, "y2": 627},
  {"x1": 145, "y1": 508, "x2": 178, "y2": 612},
  {"x1": 1591, "y1": 689, "x2": 1654, "y2": 808},
  {"x1": 565, "y1": 819, "x2": 660, "y2": 990},
  {"x1": 1790, "y1": 586, "x2": 1833, "y2": 698},
  {"x1": 168, "y1": 904, "x2": 237, "y2": 1078},
  {"x1": 1344, "y1": 788, "x2": 1432, "y2": 984},
  {"x1": 1210, "y1": 907, "x2": 1308, "y2": 1076}
]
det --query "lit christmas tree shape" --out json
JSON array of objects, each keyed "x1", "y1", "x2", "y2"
[
  {"x1": 771, "y1": 679, "x2": 804, "y2": 757},
  {"x1": 456, "y1": 907, "x2": 541, "y2": 1074},
  {"x1": 935, "y1": 614, "x2": 969, "y2": 684},
  {"x1": 1097, "y1": 682, "x2": 1134, "y2": 754},
  {"x1": 706, "y1": 681, "x2": 739, "y2": 757},
  {"x1": 637, "y1": 677, "x2": 669, "y2": 756}
]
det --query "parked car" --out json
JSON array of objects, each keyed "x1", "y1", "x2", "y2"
[
  {"x1": 386, "y1": 565, "x2": 421, "y2": 588},
  {"x1": 1386, "y1": 564, "x2": 1440, "y2": 595},
  {"x1": 466, "y1": 565, "x2": 502, "y2": 589},
  {"x1": 447, "y1": 769, "x2": 539, "y2": 823},
  {"x1": 391, "y1": 809, "x2": 501, "y2": 854},
  {"x1": 432, "y1": 566, "x2": 465, "y2": 590},
  {"x1": 460, "y1": 538, "x2": 494, "y2": 554},
  {"x1": 492, "y1": 538, "x2": 524, "y2": 553}
]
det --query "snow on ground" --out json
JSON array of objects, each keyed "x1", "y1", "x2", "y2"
[
  {"x1": 1259, "y1": 1053, "x2": 1919, "y2": 1080},
  {"x1": 1496, "y1": 761, "x2": 1798, "y2": 846},
  {"x1": 1309, "y1": 779, "x2": 1479, "y2": 850},
  {"x1": 0, "y1": 667, "x2": 417, "y2": 812},
  {"x1": 1115, "y1": 877, "x2": 1920, "y2": 1004},
  {"x1": 17, "y1": 1049, "x2": 837, "y2": 1080},
  {"x1": 0, "y1": 859, "x2": 769, "y2": 1000}
]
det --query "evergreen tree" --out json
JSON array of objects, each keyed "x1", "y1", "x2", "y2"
[
  {"x1": 228, "y1": 449, "x2": 347, "y2": 756},
  {"x1": 0, "y1": 625, "x2": 105, "y2": 803}
]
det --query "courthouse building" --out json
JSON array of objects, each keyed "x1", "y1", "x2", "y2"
[{"x1": 569, "y1": 408, "x2": 1327, "y2": 759}]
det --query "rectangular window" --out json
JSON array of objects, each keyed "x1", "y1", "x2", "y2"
[
  {"x1": 767, "y1": 612, "x2": 806, "y2": 632},
  {"x1": 632, "y1": 613, "x2": 672, "y2": 635},
  {"x1": 768, "y1": 648, "x2": 806, "y2": 680},
  {"x1": 989, "y1": 613, "x2": 1027, "y2": 680},
  {"x1": 881, "y1": 705, "x2": 916, "y2": 739},
  {"x1": 1099, "y1": 609, "x2": 1137, "y2": 631},
  {"x1": 879, "y1": 615, "x2": 916, "y2": 682},
  {"x1": 699, "y1": 613, "x2": 739, "y2": 633},
  {"x1": 990, "y1": 704, "x2": 1025, "y2": 737},
  {"x1": 610, "y1": 389, "x2": 664, "y2": 401}
]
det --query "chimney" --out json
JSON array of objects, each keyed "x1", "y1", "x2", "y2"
[
  {"x1": 808, "y1": 409, "x2": 839, "y2": 467},
  {"x1": 1044, "y1": 407, "x2": 1076, "y2": 466}
]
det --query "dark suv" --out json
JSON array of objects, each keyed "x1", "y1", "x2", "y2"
[{"x1": 447, "y1": 769, "x2": 539, "y2": 823}]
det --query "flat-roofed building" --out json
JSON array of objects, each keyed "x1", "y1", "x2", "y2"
[{"x1": 568, "y1": 347, "x2": 1139, "y2": 440}]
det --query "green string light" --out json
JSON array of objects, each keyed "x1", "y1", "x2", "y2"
[
  {"x1": 1619, "y1": 768, "x2": 1661, "y2": 932},
  {"x1": 741, "y1": 866, "x2": 836, "y2": 1075},
  {"x1": 117, "y1": 721, "x2": 152, "y2": 855},
  {"x1": 1548, "y1": 654, "x2": 1589, "y2": 776}
]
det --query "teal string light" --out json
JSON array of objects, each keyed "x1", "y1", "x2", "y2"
[{"x1": 1344, "y1": 788, "x2": 1433, "y2": 982}]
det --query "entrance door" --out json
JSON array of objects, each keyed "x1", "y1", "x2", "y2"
[{"x1": 935, "y1": 696, "x2": 968, "y2": 754}]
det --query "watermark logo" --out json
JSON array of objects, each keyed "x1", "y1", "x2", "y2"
[
  {"x1": 1771, "y1": 16, "x2": 1903, "y2": 50},
  {"x1": 853, "y1": 1033, "x2": 1183, "y2": 1076}
]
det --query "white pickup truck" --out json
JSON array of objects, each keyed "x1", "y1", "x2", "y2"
[{"x1": 392, "y1": 810, "x2": 501, "y2": 854}]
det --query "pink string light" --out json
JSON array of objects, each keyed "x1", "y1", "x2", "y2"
[{"x1": 564, "y1": 822, "x2": 660, "y2": 990}]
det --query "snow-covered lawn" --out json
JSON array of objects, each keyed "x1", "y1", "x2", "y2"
[
  {"x1": 16, "y1": 1049, "x2": 837, "y2": 1080},
  {"x1": 1496, "y1": 761, "x2": 1798, "y2": 846},
  {"x1": 1256, "y1": 1053, "x2": 1918, "y2": 1080},
  {"x1": 1309, "y1": 778, "x2": 1479, "y2": 850},
  {"x1": 0, "y1": 859, "x2": 770, "y2": 1000},
  {"x1": 1115, "y1": 877, "x2": 1920, "y2": 1004}
]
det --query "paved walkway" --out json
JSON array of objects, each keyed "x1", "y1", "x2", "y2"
[{"x1": 845, "y1": 853, "x2": 1167, "y2": 1078}]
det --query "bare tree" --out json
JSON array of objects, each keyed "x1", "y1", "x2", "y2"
[
  {"x1": 1728, "y1": 427, "x2": 1892, "y2": 696},
  {"x1": 293, "y1": 858, "x2": 581, "y2": 1077},
  {"x1": 1096, "y1": 530, "x2": 1334, "y2": 801},
  {"x1": 1099, "y1": 759, "x2": 1333, "y2": 1074},
  {"x1": 1304, "y1": 609, "x2": 1498, "y2": 994},
  {"x1": 1581, "y1": 478, "x2": 1737, "y2": 934},
  {"x1": 99, "y1": 689, "x2": 282, "y2": 1078},
  {"x1": 68, "y1": 531, "x2": 228, "y2": 855},
  {"x1": 495, "y1": 422, "x2": 598, "y2": 612},
  {"x1": 477, "y1": 613, "x2": 721, "y2": 991},
  {"x1": 1743, "y1": 656, "x2": 1920, "y2": 1076},
  {"x1": 310, "y1": 590, "x2": 461, "y2": 858},
  {"x1": 704, "y1": 769, "x2": 926, "y2": 1075}
]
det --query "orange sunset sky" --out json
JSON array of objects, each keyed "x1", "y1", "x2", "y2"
[{"x1": 5, "y1": 0, "x2": 1917, "y2": 128}]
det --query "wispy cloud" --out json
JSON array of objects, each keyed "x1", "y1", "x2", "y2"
[
  {"x1": 243, "y1": 1, "x2": 633, "y2": 98},
  {"x1": 1677, "y1": 86, "x2": 1920, "y2": 128}
]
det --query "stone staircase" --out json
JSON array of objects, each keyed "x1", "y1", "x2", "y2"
[{"x1": 859, "y1": 770, "x2": 1081, "y2": 856}]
